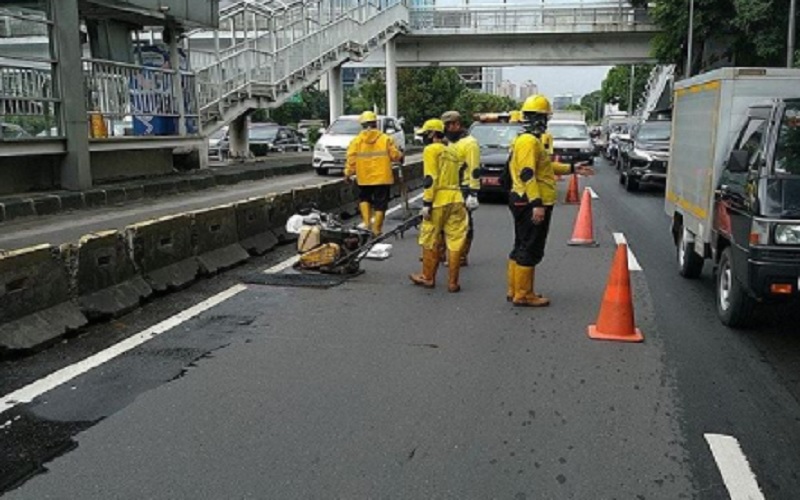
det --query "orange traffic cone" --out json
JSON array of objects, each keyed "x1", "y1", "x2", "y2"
[
  {"x1": 568, "y1": 188, "x2": 598, "y2": 246},
  {"x1": 565, "y1": 174, "x2": 580, "y2": 204},
  {"x1": 588, "y1": 244, "x2": 644, "y2": 343}
]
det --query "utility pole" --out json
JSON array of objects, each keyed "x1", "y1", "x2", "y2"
[
  {"x1": 789, "y1": 0, "x2": 797, "y2": 67},
  {"x1": 686, "y1": 0, "x2": 695, "y2": 76},
  {"x1": 628, "y1": 65, "x2": 636, "y2": 114}
]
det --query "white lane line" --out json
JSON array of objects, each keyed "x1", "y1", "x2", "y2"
[
  {"x1": 587, "y1": 186, "x2": 599, "y2": 199},
  {"x1": 612, "y1": 232, "x2": 643, "y2": 272},
  {"x1": 264, "y1": 192, "x2": 425, "y2": 275},
  {"x1": 0, "y1": 284, "x2": 247, "y2": 417},
  {"x1": 705, "y1": 434, "x2": 766, "y2": 500}
]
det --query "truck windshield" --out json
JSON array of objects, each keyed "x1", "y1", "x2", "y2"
[
  {"x1": 774, "y1": 103, "x2": 800, "y2": 175},
  {"x1": 549, "y1": 123, "x2": 589, "y2": 141}
]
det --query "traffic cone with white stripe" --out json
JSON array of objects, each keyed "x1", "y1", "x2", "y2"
[
  {"x1": 587, "y1": 243, "x2": 644, "y2": 343},
  {"x1": 568, "y1": 188, "x2": 597, "y2": 246}
]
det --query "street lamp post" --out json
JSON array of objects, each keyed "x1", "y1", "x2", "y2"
[
  {"x1": 789, "y1": 0, "x2": 797, "y2": 67},
  {"x1": 686, "y1": 0, "x2": 695, "y2": 77}
]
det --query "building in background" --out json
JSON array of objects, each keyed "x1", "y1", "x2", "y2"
[
  {"x1": 497, "y1": 80, "x2": 517, "y2": 100},
  {"x1": 518, "y1": 80, "x2": 539, "y2": 100},
  {"x1": 481, "y1": 67, "x2": 503, "y2": 95},
  {"x1": 553, "y1": 94, "x2": 580, "y2": 110}
]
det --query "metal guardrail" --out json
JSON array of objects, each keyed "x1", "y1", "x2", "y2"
[{"x1": 408, "y1": 3, "x2": 652, "y2": 33}]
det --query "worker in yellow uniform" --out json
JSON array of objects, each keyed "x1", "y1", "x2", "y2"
[
  {"x1": 506, "y1": 95, "x2": 593, "y2": 306},
  {"x1": 410, "y1": 119, "x2": 469, "y2": 293},
  {"x1": 442, "y1": 111, "x2": 480, "y2": 266},
  {"x1": 345, "y1": 111, "x2": 404, "y2": 236}
]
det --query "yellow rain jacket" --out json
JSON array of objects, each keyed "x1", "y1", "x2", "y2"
[
  {"x1": 422, "y1": 142, "x2": 465, "y2": 208},
  {"x1": 345, "y1": 129, "x2": 403, "y2": 186},
  {"x1": 508, "y1": 132, "x2": 548, "y2": 206},
  {"x1": 450, "y1": 133, "x2": 481, "y2": 193}
]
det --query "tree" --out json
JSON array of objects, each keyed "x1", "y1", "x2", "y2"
[
  {"x1": 253, "y1": 87, "x2": 329, "y2": 126},
  {"x1": 452, "y1": 91, "x2": 519, "y2": 125},
  {"x1": 580, "y1": 90, "x2": 604, "y2": 123},
  {"x1": 635, "y1": 0, "x2": 799, "y2": 74},
  {"x1": 601, "y1": 65, "x2": 653, "y2": 113}
]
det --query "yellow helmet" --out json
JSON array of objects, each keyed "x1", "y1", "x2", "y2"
[
  {"x1": 417, "y1": 118, "x2": 445, "y2": 134},
  {"x1": 509, "y1": 110, "x2": 523, "y2": 123},
  {"x1": 359, "y1": 111, "x2": 378, "y2": 124},
  {"x1": 521, "y1": 95, "x2": 552, "y2": 115}
]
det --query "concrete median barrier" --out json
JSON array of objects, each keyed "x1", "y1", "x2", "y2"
[
  {"x1": 235, "y1": 197, "x2": 278, "y2": 255},
  {"x1": 339, "y1": 182, "x2": 359, "y2": 216},
  {"x1": 65, "y1": 231, "x2": 152, "y2": 320},
  {"x1": 192, "y1": 204, "x2": 249, "y2": 275},
  {"x1": 126, "y1": 214, "x2": 199, "y2": 293},
  {"x1": 0, "y1": 245, "x2": 87, "y2": 352},
  {"x1": 318, "y1": 181, "x2": 343, "y2": 212},
  {"x1": 267, "y1": 191, "x2": 295, "y2": 242},
  {"x1": 292, "y1": 185, "x2": 321, "y2": 212}
]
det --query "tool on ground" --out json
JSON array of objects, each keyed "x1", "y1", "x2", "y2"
[
  {"x1": 396, "y1": 158, "x2": 411, "y2": 218},
  {"x1": 568, "y1": 188, "x2": 598, "y2": 246},
  {"x1": 287, "y1": 205, "x2": 421, "y2": 275},
  {"x1": 587, "y1": 243, "x2": 644, "y2": 342}
]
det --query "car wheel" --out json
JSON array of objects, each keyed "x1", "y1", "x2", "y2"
[
  {"x1": 316, "y1": 168, "x2": 329, "y2": 176},
  {"x1": 624, "y1": 171, "x2": 639, "y2": 192},
  {"x1": 716, "y1": 247, "x2": 756, "y2": 328},
  {"x1": 677, "y1": 227, "x2": 704, "y2": 279},
  {"x1": 619, "y1": 171, "x2": 625, "y2": 185}
]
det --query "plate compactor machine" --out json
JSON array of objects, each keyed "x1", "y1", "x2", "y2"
[{"x1": 285, "y1": 206, "x2": 421, "y2": 275}]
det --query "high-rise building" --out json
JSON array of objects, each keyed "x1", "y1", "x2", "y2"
[
  {"x1": 553, "y1": 94, "x2": 579, "y2": 111},
  {"x1": 497, "y1": 80, "x2": 517, "y2": 100},
  {"x1": 518, "y1": 80, "x2": 539, "y2": 101},
  {"x1": 481, "y1": 67, "x2": 503, "y2": 95}
]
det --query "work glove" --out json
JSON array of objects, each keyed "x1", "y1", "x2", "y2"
[
  {"x1": 465, "y1": 194, "x2": 479, "y2": 212},
  {"x1": 421, "y1": 206, "x2": 432, "y2": 221}
]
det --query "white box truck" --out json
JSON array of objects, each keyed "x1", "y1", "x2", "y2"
[{"x1": 666, "y1": 67, "x2": 800, "y2": 328}]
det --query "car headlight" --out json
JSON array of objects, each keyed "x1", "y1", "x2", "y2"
[
  {"x1": 632, "y1": 148, "x2": 653, "y2": 161},
  {"x1": 774, "y1": 224, "x2": 800, "y2": 245},
  {"x1": 315, "y1": 143, "x2": 327, "y2": 153},
  {"x1": 581, "y1": 148, "x2": 593, "y2": 153}
]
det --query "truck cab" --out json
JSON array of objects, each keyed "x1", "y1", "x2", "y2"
[{"x1": 712, "y1": 100, "x2": 800, "y2": 325}]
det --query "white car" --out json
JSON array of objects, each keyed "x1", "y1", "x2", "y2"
[{"x1": 312, "y1": 114, "x2": 405, "y2": 176}]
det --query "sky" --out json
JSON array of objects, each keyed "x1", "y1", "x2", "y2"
[{"x1": 504, "y1": 66, "x2": 611, "y2": 100}]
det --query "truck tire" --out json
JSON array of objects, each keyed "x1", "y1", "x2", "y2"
[
  {"x1": 677, "y1": 228, "x2": 704, "y2": 279},
  {"x1": 716, "y1": 247, "x2": 756, "y2": 328}
]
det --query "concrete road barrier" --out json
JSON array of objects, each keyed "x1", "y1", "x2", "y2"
[
  {"x1": 318, "y1": 181, "x2": 343, "y2": 212},
  {"x1": 235, "y1": 197, "x2": 278, "y2": 255},
  {"x1": 192, "y1": 204, "x2": 249, "y2": 275},
  {"x1": 339, "y1": 182, "x2": 359, "y2": 216},
  {"x1": 126, "y1": 214, "x2": 199, "y2": 293},
  {"x1": 66, "y1": 231, "x2": 152, "y2": 320},
  {"x1": 267, "y1": 191, "x2": 295, "y2": 242},
  {"x1": 292, "y1": 185, "x2": 321, "y2": 212},
  {"x1": 0, "y1": 245, "x2": 87, "y2": 352}
]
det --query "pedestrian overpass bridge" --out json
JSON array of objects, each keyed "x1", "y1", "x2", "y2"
[{"x1": 0, "y1": 0, "x2": 659, "y2": 193}]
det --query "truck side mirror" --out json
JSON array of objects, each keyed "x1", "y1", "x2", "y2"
[{"x1": 727, "y1": 149, "x2": 749, "y2": 173}]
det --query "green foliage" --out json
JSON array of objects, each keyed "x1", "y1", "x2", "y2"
[
  {"x1": 253, "y1": 87, "x2": 329, "y2": 125},
  {"x1": 306, "y1": 126, "x2": 322, "y2": 145},
  {"x1": 580, "y1": 90, "x2": 604, "y2": 123},
  {"x1": 3, "y1": 115, "x2": 52, "y2": 136},
  {"x1": 452, "y1": 91, "x2": 519, "y2": 125},
  {"x1": 601, "y1": 65, "x2": 653, "y2": 112},
  {"x1": 640, "y1": 0, "x2": 799, "y2": 72}
]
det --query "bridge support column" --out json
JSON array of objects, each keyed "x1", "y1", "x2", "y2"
[
  {"x1": 229, "y1": 114, "x2": 250, "y2": 159},
  {"x1": 328, "y1": 65, "x2": 343, "y2": 124},
  {"x1": 52, "y1": 0, "x2": 92, "y2": 190},
  {"x1": 385, "y1": 39, "x2": 398, "y2": 118}
]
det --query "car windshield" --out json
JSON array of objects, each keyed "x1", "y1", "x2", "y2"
[
  {"x1": 210, "y1": 128, "x2": 227, "y2": 140},
  {"x1": 549, "y1": 123, "x2": 589, "y2": 141},
  {"x1": 469, "y1": 123, "x2": 524, "y2": 147},
  {"x1": 636, "y1": 122, "x2": 671, "y2": 142},
  {"x1": 328, "y1": 119, "x2": 363, "y2": 135},
  {"x1": 774, "y1": 103, "x2": 800, "y2": 176},
  {"x1": 249, "y1": 127, "x2": 278, "y2": 140}
]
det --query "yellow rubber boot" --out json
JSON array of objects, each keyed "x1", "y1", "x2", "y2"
[
  {"x1": 358, "y1": 202, "x2": 371, "y2": 230},
  {"x1": 448, "y1": 251, "x2": 462, "y2": 293},
  {"x1": 513, "y1": 265, "x2": 550, "y2": 307},
  {"x1": 506, "y1": 260, "x2": 516, "y2": 302},
  {"x1": 410, "y1": 248, "x2": 439, "y2": 288},
  {"x1": 372, "y1": 210, "x2": 385, "y2": 236}
]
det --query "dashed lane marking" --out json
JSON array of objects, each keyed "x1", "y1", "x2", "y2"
[
  {"x1": 612, "y1": 232, "x2": 643, "y2": 272},
  {"x1": 705, "y1": 434, "x2": 766, "y2": 500},
  {"x1": 587, "y1": 187, "x2": 599, "y2": 199},
  {"x1": 0, "y1": 284, "x2": 247, "y2": 417}
]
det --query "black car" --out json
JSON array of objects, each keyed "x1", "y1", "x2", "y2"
[
  {"x1": 209, "y1": 123, "x2": 309, "y2": 159},
  {"x1": 618, "y1": 120, "x2": 672, "y2": 192},
  {"x1": 468, "y1": 121, "x2": 524, "y2": 198}
]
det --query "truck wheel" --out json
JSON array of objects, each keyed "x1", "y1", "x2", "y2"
[
  {"x1": 624, "y1": 173, "x2": 639, "y2": 192},
  {"x1": 716, "y1": 247, "x2": 756, "y2": 328},
  {"x1": 677, "y1": 228, "x2": 704, "y2": 279}
]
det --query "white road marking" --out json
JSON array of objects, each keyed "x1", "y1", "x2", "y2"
[
  {"x1": 612, "y1": 232, "x2": 643, "y2": 272},
  {"x1": 264, "y1": 192, "x2": 425, "y2": 275},
  {"x1": 705, "y1": 434, "x2": 766, "y2": 500},
  {"x1": 587, "y1": 187, "x2": 599, "y2": 199},
  {"x1": 0, "y1": 284, "x2": 247, "y2": 417}
]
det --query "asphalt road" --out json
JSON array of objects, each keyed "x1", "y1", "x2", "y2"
[{"x1": 2, "y1": 159, "x2": 799, "y2": 498}]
